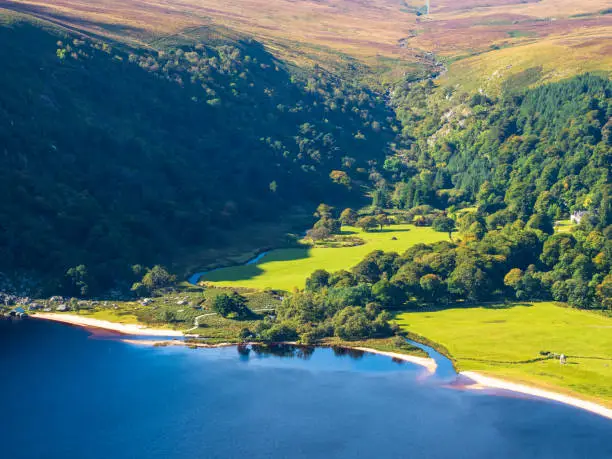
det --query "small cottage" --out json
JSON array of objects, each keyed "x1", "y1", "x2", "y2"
[{"x1": 570, "y1": 211, "x2": 588, "y2": 224}]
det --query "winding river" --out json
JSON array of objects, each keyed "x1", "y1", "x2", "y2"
[{"x1": 187, "y1": 250, "x2": 270, "y2": 285}]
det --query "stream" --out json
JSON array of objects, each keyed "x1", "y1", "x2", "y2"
[{"x1": 187, "y1": 250, "x2": 270, "y2": 285}]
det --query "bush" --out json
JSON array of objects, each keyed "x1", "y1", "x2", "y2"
[
  {"x1": 333, "y1": 307, "x2": 373, "y2": 340},
  {"x1": 211, "y1": 292, "x2": 252, "y2": 319},
  {"x1": 260, "y1": 323, "x2": 299, "y2": 342}
]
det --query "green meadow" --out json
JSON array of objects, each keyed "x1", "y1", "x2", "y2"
[
  {"x1": 396, "y1": 302, "x2": 612, "y2": 405},
  {"x1": 200, "y1": 224, "x2": 448, "y2": 291}
]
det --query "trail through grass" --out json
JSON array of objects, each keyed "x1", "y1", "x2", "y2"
[
  {"x1": 201, "y1": 224, "x2": 448, "y2": 291},
  {"x1": 396, "y1": 302, "x2": 612, "y2": 405}
]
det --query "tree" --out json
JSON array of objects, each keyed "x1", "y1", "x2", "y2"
[
  {"x1": 163, "y1": 310, "x2": 177, "y2": 323},
  {"x1": 432, "y1": 216, "x2": 455, "y2": 239},
  {"x1": 371, "y1": 279, "x2": 406, "y2": 308},
  {"x1": 260, "y1": 323, "x2": 299, "y2": 342},
  {"x1": 375, "y1": 213, "x2": 392, "y2": 231},
  {"x1": 306, "y1": 226, "x2": 332, "y2": 241},
  {"x1": 596, "y1": 274, "x2": 612, "y2": 310},
  {"x1": 211, "y1": 292, "x2": 252, "y2": 319},
  {"x1": 339, "y1": 208, "x2": 358, "y2": 227},
  {"x1": 305, "y1": 269, "x2": 330, "y2": 292},
  {"x1": 419, "y1": 274, "x2": 445, "y2": 302},
  {"x1": 599, "y1": 189, "x2": 612, "y2": 229},
  {"x1": 144, "y1": 265, "x2": 176, "y2": 290},
  {"x1": 526, "y1": 213, "x2": 554, "y2": 235},
  {"x1": 314, "y1": 217, "x2": 341, "y2": 234},
  {"x1": 314, "y1": 203, "x2": 334, "y2": 219},
  {"x1": 448, "y1": 261, "x2": 487, "y2": 302},
  {"x1": 356, "y1": 216, "x2": 378, "y2": 232},
  {"x1": 65, "y1": 265, "x2": 89, "y2": 297},
  {"x1": 504, "y1": 268, "x2": 523, "y2": 290},
  {"x1": 329, "y1": 170, "x2": 351, "y2": 188},
  {"x1": 333, "y1": 307, "x2": 373, "y2": 340}
]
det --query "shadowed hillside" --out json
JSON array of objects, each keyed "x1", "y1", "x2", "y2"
[{"x1": 0, "y1": 16, "x2": 398, "y2": 293}]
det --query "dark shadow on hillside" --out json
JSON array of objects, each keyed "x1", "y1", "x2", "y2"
[
  {"x1": 376, "y1": 227, "x2": 413, "y2": 233},
  {"x1": 202, "y1": 247, "x2": 311, "y2": 284},
  {"x1": 339, "y1": 227, "x2": 413, "y2": 236}
]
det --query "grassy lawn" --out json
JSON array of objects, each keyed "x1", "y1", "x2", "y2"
[
  {"x1": 66, "y1": 289, "x2": 281, "y2": 334},
  {"x1": 77, "y1": 308, "x2": 144, "y2": 325},
  {"x1": 554, "y1": 219, "x2": 575, "y2": 233},
  {"x1": 200, "y1": 224, "x2": 449, "y2": 291},
  {"x1": 395, "y1": 302, "x2": 612, "y2": 405}
]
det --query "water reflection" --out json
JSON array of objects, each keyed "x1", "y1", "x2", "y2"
[
  {"x1": 235, "y1": 343, "x2": 392, "y2": 364},
  {"x1": 239, "y1": 343, "x2": 317, "y2": 360}
]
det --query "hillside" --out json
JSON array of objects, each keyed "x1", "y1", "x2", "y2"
[
  {"x1": 0, "y1": 14, "x2": 397, "y2": 294},
  {"x1": 0, "y1": 1, "x2": 610, "y2": 298},
  {"x1": 386, "y1": 74, "x2": 611, "y2": 216},
  {"x1": 3, "y1": 0, "x2": 611, "y2": 86}
]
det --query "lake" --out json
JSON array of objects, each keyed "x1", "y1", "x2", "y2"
[{"x1": 1, "y1": 319, "x2": 610, "y2": 459}]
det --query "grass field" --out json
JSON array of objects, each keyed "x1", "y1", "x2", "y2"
[
  {"x1": 200, "y1": 224, "x2": 449, "y2": 291},
  {"x1": 554, "y1": 219, "x2": 575, "y2": 233},
  {"x1": 396, "y1": 302, "x2": 612, "y2": 405}
]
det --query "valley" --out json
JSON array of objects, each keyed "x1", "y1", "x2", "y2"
[{"x1": 0, "y1": 0, "x2": 611, "y2": 455}]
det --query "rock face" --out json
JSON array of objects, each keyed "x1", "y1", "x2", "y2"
[{"x1": 0, "y1": 292, "x2": 18, "y2": 306}]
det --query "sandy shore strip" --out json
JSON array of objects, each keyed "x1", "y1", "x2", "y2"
[
  {"x1": 32, "y1": 313, "x2": 183, "y2": 337},
  {"x1": 353, "y1": 347, "x2": 437, "y2": 373},
  {"x1": 461, "y1": 371, "x2": 612, "y2": 420},
  {"x1": 122, "y1": 339, "x2": 232, "y2": 347}
]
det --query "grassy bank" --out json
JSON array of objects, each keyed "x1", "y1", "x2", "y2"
[
  {"x1": 200, "y1": 224, "x2": 448, "y2": 291},
  {"x1": 395, "y1": 302, "x2": 612, "y2": 406}
]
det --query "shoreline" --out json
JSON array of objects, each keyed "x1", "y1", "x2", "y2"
[
  {"x1": 352, "y1": 347, "x2": 437, "y2": 373},
  {"x1": 461, "y1": 371, "x2": 612, "y2": 420},
  {"x1": 29, "y1": 313, "x2": 612, "y2": 419},
  {"x1": 31, "y1": 313, "x2": 183, "y2": 337},
  {"x1": 121, "y1": 340, "x2": 438, "y2": 373}
]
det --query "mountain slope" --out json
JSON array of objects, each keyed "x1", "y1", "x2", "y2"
[{"x1": 0, "y1": 16, "x2": 397, "y2": 293}]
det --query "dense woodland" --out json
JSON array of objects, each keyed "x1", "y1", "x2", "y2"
[
  {"x1": 0, "y1": 22, "x2": 395, "y2": 294},
  {"x1": 265, "y1": 74, "x2": 612, "y2": 341},
  {"x1": 0, "y1": 17, "x2": 610, "y2": 316},
  {"x1": 255, "y1": 204, "x2": 610, "y2": 343},
  {"x1": 383, "y1": 74, "x2": 611, "y2": 217}
]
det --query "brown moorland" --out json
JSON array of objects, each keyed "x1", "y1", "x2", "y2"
[{"x1": 2, "y1": 0, "x2": 611, "y2": 84}]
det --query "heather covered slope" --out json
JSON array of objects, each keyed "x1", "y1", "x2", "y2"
[{"x1": 4, "y1": 0, "x2": 611, "y2": 85}]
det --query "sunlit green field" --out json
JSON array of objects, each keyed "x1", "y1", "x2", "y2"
[
  {"x1": 554, "y1": 219, "x2": 575, "y2": 233},
  {"x1": 201, "y1": 224, "x2": 448, "y2": 291},
  {"x1": 396, "y1": 302, "x2": 612, "y2": 405}
]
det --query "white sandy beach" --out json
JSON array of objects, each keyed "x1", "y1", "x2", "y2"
[
  {"x1": 122, "y1": 339, "x2": 233, "y2": 347},
  {"x1": 32, "y1": 313, "x2": 183, "y2": 336},
  {"x1": 353, "y1": 347, "x2": 438, "y2": 373},
  {"x1": 461, "y1": 371, "x2": 612, "y2": 420}
]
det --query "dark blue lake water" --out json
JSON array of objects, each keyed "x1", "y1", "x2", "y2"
[{"x1": 1, "y1": 319, "x2": 610, "y2": 459}]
